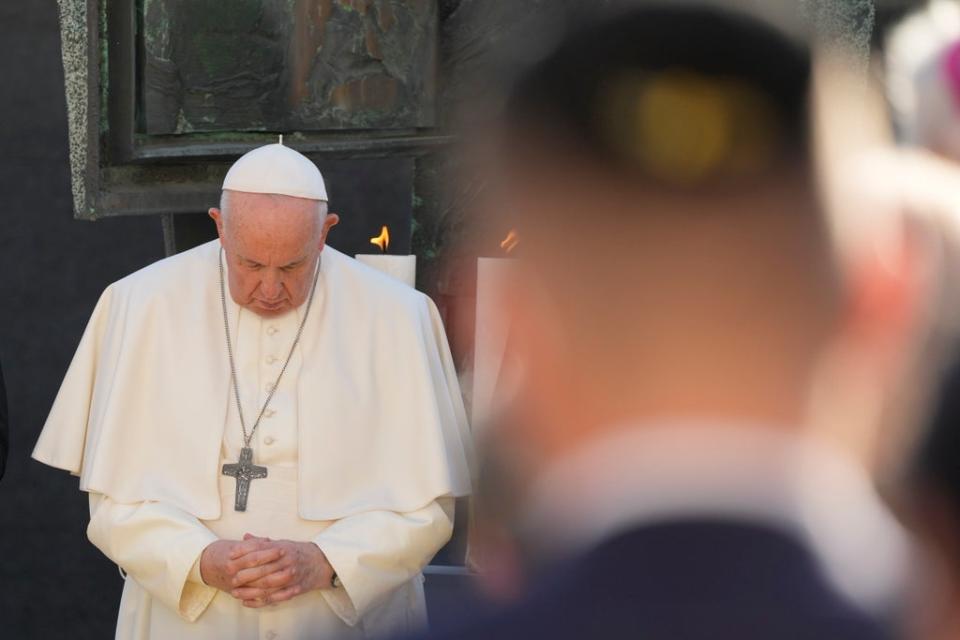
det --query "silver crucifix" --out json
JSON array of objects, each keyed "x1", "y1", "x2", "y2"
[{"x1": 222, "y1": 446, "x2": 268, "y2": 511}]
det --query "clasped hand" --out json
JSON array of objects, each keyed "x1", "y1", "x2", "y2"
[{"x1": 200, "y1": 534, "x2": 335, "y2": 608}]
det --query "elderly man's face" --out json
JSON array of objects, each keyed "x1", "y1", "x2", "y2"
[{"x1": 209, "y1": 191, "x2": 339, "y2": 317}]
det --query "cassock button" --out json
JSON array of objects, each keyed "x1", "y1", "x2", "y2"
[
  {"x1": 264, "y1": 436, "x2": 276, "y2": 445},
  {"x1": 265, "y1": 355, "x2": 278, "y2": 365},
  {"x1": 267, "y1": 326, "x2": 279, "y2": 336},
  {"x1": 264, "y1": 408, "x2": 276, "y2": 418},
  {"x1": 265, "y1": 382, "x2": 275, "y2": 392}
]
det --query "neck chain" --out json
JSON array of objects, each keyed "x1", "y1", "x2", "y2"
[{"x1": 219, "y1": 248, "x2": 321, "y2": 449}]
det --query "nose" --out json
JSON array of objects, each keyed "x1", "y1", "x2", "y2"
[{"x1": 260, "y1": 272, "x2": 283, "y2": 300}]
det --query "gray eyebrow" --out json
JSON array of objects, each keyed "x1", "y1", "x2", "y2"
[
  {"x1": 236, "y1": 253, "x2": 307, "y2": 269},
  {"x1": 282, "y1": 257, "x2": 308, "y2": 268}
]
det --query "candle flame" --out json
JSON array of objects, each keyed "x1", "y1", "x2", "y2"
[
  {"x1": 370, "y1": 226, "x2": 390, "y2": 253},
  {"x1": 500, "y1": 229, "x2": 520, "y2": 254}
]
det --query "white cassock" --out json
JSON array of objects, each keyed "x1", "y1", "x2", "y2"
[{"x1": 33, "y1": 240, "x2": 474, "y2": 640}]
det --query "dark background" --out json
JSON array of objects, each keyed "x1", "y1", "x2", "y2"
[{"x1": 0, "y1": 2, "x2": 163, "y2": 637}]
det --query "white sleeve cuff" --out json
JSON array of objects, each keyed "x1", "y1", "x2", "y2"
[
  {"x1": 320, "y1": 578, "x2": 360, "y2": 627},
  {"x1": 172, "y1": 532, "x2": 220, "y2": 622}
]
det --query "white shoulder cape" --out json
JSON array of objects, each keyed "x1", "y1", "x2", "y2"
[{"x1": 33, "y1": 240, "x2": 473, "y2": 520}]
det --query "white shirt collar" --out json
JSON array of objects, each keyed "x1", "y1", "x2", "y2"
[{"x1": 521, "y1": 423, "x2": 910, "y2": 613}]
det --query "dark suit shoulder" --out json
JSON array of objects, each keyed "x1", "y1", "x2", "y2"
[{"x1": 416, "y1": 521, "x2": 892, "y2": 640}]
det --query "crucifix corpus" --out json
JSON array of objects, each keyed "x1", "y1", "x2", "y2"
[{"x1": 221, "y1": 447, "x2": 268, "y2": 511}]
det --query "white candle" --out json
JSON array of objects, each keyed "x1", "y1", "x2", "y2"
[
  {"x1": 471, "y1": 257, "x2": 515, "y2": 430},
  {"x1": 355, "y1": 254, "x2": 417, "y2": 288}
]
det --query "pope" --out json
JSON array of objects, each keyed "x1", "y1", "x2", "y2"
[{"x1": 32, "y1": 143, "x2": 473, "y2": 640}]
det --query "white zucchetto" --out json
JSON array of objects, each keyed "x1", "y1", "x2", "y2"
[{"x1": 222, "y1": 143, "x2": 328, "y2": 201}]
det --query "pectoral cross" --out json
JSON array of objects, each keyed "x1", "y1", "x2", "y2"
[{"x1": 222, "y1": 447, "x2": 268, "y2": 512}]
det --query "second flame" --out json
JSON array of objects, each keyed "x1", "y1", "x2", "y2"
[{"x1": 500, "y1": 229, "x2": 519, "y2": 254}]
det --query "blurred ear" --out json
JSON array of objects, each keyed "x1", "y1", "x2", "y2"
[
  {"x1": 808, "y1": 221, "x2": 933, "y2": 472},
  {"x1": 843, "y1": 222, "x2": 929, "y2": 364}
]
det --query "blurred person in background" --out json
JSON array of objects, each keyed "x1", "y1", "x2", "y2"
[{"x1": 411, "y1": 3, "x2": 937, "y2": 639}]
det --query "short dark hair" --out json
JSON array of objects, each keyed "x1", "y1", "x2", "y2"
[{"x1": 500, "y1": 4, "x2": 813, "y2": 187}]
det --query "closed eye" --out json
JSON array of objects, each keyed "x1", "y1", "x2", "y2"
[{"x1": 281, "y1": 260, "x2": 306, "y2": 272}]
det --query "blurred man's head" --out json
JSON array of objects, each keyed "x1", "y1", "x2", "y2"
[{"x1": 482, "y1": 5, "x2": 924, "y2": 467}]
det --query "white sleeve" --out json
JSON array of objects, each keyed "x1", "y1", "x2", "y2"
[
  {"x1": 87, "y1": 493, "x2": 220, "y2": 622},
  {"x1": 314, "y1": 497, "x2": 455, "y2": 626}
]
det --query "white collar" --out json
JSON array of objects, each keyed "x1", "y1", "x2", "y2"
[{"x1": 522, "y1": 423, "x2": 910, "y2": 613}]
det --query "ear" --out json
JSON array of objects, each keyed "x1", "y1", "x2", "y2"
[
  {"x1": 843, "y1": 225, "x2": 928, "y2": 363},
  {"x1": 319, "y1": 213, "x2": 340, "y2": 249},
  {"x1": 209, "y1": 207, "x2": 225, "y2": 242},
  {"x1": 806, "y1": 224, "x2": 932, "y2": 474}
]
